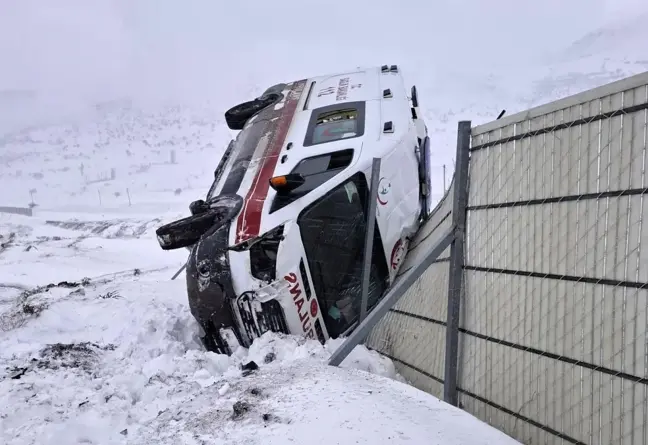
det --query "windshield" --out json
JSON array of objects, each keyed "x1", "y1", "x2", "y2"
[{"x1": 206, "y1": 103, "x2": 270, "y2": 201}]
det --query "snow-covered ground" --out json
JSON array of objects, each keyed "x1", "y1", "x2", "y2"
[
  {"x1": 0, "y1": 213, "x2": 522, "y2": 445},
  {"x1": 1, "y1": 1, "x2": 647, "y2": 444}
]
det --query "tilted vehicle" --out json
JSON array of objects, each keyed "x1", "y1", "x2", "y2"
[{"x1": 156, "y1": 65, "x2": 433, "y2": 354}]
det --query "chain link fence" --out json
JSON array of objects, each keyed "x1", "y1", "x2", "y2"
[
  {"x1": 460, "y1": 73, "x2": 648, "y2": 445},
  {"x1": 333, "y1": 71, "x2": 648, "y2": 445}
]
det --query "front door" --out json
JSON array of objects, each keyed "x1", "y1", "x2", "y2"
[{"x1": 297, "y1": 173, "x2": 389, "y2": 338}]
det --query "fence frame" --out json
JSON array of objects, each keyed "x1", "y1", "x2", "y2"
[{"x1": 442, "y1": 120, "x2": 471, "y2": 405}]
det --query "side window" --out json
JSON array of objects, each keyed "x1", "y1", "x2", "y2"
[
  {"x1": 303, "y1": 101, "x2": 366, "y2": 147},
  {"x1": 298, "y1": 173, "x2": 389, "y2": 338},
  {"x1": 269, "y1": 149, "x2": 353, "y2": 213}
]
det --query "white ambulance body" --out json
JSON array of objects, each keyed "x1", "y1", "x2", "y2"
[{"x1": 156, "y1": 65, "x2": 432, "y2": 354}]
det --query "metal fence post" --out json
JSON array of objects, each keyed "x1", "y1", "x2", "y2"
[
  {"x1": 443, "y1": 120, "x2": 471, "y2": 406},
  {"x1": 360, "y1": 158, "x2": 381, "y2": 322}
]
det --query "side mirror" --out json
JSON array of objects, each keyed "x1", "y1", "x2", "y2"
[
  {"x1": 157, "y1": 195, "x2": 243, "y2": 251},
  {"x1": 269, "y1": 174, "x2": 305, "y2": 194},
  {"x1": 189, "y1": 199, "x2": 208, "y2": 215}
]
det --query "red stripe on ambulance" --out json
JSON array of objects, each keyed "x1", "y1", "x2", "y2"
[{"x1": 235, "y1": 80, "x2": 308, "y2": 244}]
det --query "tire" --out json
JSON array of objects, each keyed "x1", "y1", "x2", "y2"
[
  {"x1": 224, "y1": 93, "x2": 282, "y2": 130},
  {"x1": 155, "y1": 194, "x2": 243, "y2": 250}
]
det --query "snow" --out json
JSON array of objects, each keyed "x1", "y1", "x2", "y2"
[
  {"x1": 1, "y1": 1, "x2": 647, "y2": 444},
  {"x1": 0, "y1": 213, "x2": 521, "y2": 445}
]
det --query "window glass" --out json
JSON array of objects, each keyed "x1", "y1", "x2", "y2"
[
  {"x1": 297, "y1": 174, "x2": 387, "y2": 338},
  {"x1": 270, "y1": 149, "x2": 353, "y2": 213},
  {"x1": 311, "y1": 109, "x2": 358, "y2": 144},
  {"x1": 304, "y1": 101, "x2": 365, "y2": 147}
]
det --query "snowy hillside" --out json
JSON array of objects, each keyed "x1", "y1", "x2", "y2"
[
  {"x1": 518, "y1": 10, "x2": 648, "y2": 110},
  {"x1": 4, "y1": 0, "x2": 646, "y2": 205},
  {"x1": 0, "y1": 104, "x2": 232, "y2": 216},
  {"x1": 418, "y1": 8, "x2": 648, "y2": 188}
]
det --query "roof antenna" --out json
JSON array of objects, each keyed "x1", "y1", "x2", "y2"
[{"x1": 496, "y1": 109, "x2": 506, "y2": 120}]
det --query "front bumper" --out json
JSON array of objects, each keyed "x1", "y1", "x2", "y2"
[{"x1": 186, "y1": 223, "x2": 291, "y2": 354}]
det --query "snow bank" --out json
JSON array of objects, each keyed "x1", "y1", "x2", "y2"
[{"x1": 0, "y1": 273, "x2": 404, "y2": 443}]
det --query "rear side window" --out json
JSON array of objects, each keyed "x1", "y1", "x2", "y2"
[
  {"x1": 303, "y1": 102, "x2": 365, "y2": 147},
  {"x1": 270, "y1": 149, "x2": 354, "y2": 213}
]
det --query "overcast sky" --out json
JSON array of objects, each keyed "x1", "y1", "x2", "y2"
[{"x1": 0, "y1": 0, "x2": 645, "y2": 114}]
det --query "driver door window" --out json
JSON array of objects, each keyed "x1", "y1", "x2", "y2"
[{"x1": 298, "y1": 173, "x2": 389, "y2": 338}]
